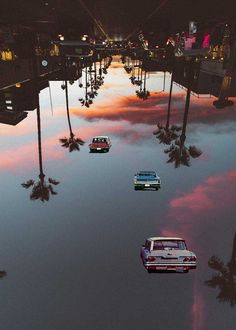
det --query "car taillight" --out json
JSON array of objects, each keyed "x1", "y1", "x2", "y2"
[
  {"x1": 183, "y1": 256, "x2": 196, "y2": 262},
  {"x1": 147, "y1": 256, "x2": 156, "y2": 262},
  {"x1": 190, "y1": 256, "x2": 196, "y2": 262}
]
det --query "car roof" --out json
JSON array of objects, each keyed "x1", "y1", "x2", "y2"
[
  {"x1": 148, "y1": 237, "x2": 184, "y2": 241},
  {"x1": 93, "y1": 136, "x2": 109, "y2": 139}
]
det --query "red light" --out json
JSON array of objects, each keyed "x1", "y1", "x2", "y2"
[
  {"x1": 183, "y1": 256, "x2": 196, "y2": 262},
  {"x1": 147, "y1": 256, "x2": 156, "y2": 262}
]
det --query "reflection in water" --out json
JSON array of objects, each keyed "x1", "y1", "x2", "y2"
[
  {"x1": 154, "y1": 73, "x2": 181, "y2": 144},
  {"x1": 164, "y1": 138, "x2": 202, "y2": 168},
  {"x1": 78, "y1": 58, "x2": 111, "y2": 108},
  {"x1": 135, "y1": 70, "x2": 150, "y2": 100},
  {"x1": 22, "y1": 98, "x2": 60, "y2": 202},
  {"x1": 0, "y1": 270, "x2": 6, "y2": 278},
  {"x1": 123, "y1": 55, "x2": 150, "y2": 100},
  {"x1": 154, "y1": 122, "x2": 181, "y2": 145},
  {"x1": 60, "y1": 80, "x2": 84, "y2": 152},
  {"x1": 206, "y1": 233, "x2": 236, "y2": 307},
  {"x1": 155, "y1": 62, "x2": 202, "y2": 167}
]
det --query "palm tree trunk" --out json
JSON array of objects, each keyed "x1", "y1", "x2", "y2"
[
  {"x1": 94, "y1": 61, "x2": 97, "y2": 80},
  {"x1": 65, "y1": 80, "x2": 73, "y2": 137},
  {"x1": 166, "y1": 72, "x2": 174, "y2": 129},
  {"x1": 140, "y1": 68, "x2": 143, "y2": 92},
  {"x1": 137, "y1": 61, "x2": 140, "y2": 80},
  {"x1": 36, "y1": 99, "x2": 44, "y2": 180},
  {"x1": 85, "y1": 66, "x2": 88, "y2": 100},
  {"x1": 163, "y1": 71, "x2": 166, "y2": 91},
  {"x1": 231, "y1": 233, "x2": 236, "y2": 261},
  {"x1": 181, "y1": 58, "x2": 194, "y2": 140},
  {"x1": 143, "y1": 70, "x2": 147, "y2": 91}
]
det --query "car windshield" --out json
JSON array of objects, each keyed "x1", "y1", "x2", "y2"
[
  {"x1": 153, "y1": 240, "x2": 186, "y2": 250},
  {"x1": 93, "y1": 138, "x2": 107, "y2": 143},
  {"x1": 138, "y1": 172, "x2": 156, "y2": 177}
]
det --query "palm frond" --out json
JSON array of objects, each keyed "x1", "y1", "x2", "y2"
[{"x1": 21, "y1": 180, "x2": 35, "y2": 188}]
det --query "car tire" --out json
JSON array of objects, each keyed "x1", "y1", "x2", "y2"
[
  {"x1": 134, "y1": 187, "x2": 138, "y2": 190},
  {"x1": 147, "y1": 269, "x2": 153, "y2": 274}
]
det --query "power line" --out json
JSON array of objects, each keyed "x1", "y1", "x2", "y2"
[
  {"x1": 125, "y1": 0, "x2": 169, "y2": 40},
  {"x1": 77, "y1": 0, "x2": 111, "y2": 41}
]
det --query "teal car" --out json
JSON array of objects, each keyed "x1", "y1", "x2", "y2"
[{"x1": 134, "y1": 171, "x2": 161, "y2": 190}]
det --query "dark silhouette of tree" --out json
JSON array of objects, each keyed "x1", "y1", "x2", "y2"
[
  {"x1": 154, "y1": 122, "x2": 181, "y2": 145},
  {"x1": 206, "y1": 233, "x2": 236, "y2": 307},
  {"x1": 164, "y1": 58, "x2": 202, "y2": 167},
  {"x1": 135, "y1": 70, "x2": 150, "y2": 100},
  {"x1": 164, "y1": 139, "x2": 202, "y2": 168},
  {"x1": 22, "y1": 99, "x2": 59, "y2": 202},
  {"x1": 0, "y1": 270, "x2": 6, "y2": 278},
  {"x1": 60, "y1": 80, "x2": 85, "y2": 152},
  {"x1": 154, "y1": 72, "x2": 181, "y2": 145}
]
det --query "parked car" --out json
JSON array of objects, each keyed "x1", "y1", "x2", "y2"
[
  {"x1": 134, "y1": 171, "x2": 161, "y2": 190},
  {"x1": 89, "y1": 136, "x2": 111, "y2": 152},
  {"x1": 140, "y1": 237, "x2": 197, "y2": 273}
]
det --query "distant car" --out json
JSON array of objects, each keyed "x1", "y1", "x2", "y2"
[
  {"x1": 134, "y1": 171, "x2": 161, "y2": 190},
  {"x1": 89, "y1": 136, "x2": 111, "y2": 152},
  {"x1": 140, "y1": 237, "x2": 197, "y2": 273}
]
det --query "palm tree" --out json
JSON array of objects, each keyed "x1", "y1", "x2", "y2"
[
  {"x1": 22, "y1": 100, "x2": 59, "y2": 202},
  {"x1": 164, "y1": 58, "x2": 202, "y2": 167},
  {"x1": 154, "y1": 72, "x2": 181, "y2": 145},
  {"x1": 135, "y1": 70, "x2": 150, "y2": 100},
  {"x1": 154, "y1": 122, "x2": 181, "y2": 145},
  {"x1": 0, "y1": 270, "x2": 6, "y2": 278},
  {"x1": 206, "y1": 233, "x2": 236, "y2": 307},
  {"x1": 164, "y1": 140, "x2": 202, "y2": 168},
  {"x1": 60, "y1": 80, "x2": 85, "y2": 152}
]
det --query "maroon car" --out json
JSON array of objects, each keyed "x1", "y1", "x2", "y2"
[{"x1": 89, "y1": 136, "x2": 111, "y2": 152}]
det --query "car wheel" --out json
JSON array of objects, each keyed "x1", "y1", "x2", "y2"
[
  {"x1": 134, "y1": 187, "x2": 138, "y2": 190},
  {"x1": 147, "y1": 269, "x2": 153, "y2": 274},
  {"x1": 183, "y1": 269, "x2": 189, "y2": 273}
]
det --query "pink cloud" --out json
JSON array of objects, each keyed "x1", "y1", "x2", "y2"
[
  {"x1": 69, "y1": 91, "x2": 236, "y2": 127},
  {"x1": 169, "y1": 171, "x2": 236, "y2": 222},
  {"x1": 0, "y1": 135, "x2": 66, "y2": 174}
]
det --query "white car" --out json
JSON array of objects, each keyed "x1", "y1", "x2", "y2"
[
  {"x1": 134, "y1": 171, "x2": 161, "y2": 190},
  {"x1": 140, "y1": 237, "x2": 197, "y2": 273}
]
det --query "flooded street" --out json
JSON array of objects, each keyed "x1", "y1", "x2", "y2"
[{"x1": 1, "y1": 57, "x2": 236, "y2": 329}]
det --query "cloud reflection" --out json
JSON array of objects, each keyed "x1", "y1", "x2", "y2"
[
  {"x1": 161, "y1": 170, "x2": 236, "y2": 325},
  {"x1": 169, "y1": 171, "x2": 236, "y2": 222},
  {"x1": 71, "y1": 92, "x2": 236, "y2": 127}
]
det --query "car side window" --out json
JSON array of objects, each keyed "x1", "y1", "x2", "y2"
[
  {"x1": 153, "y1": 241, "x2": 163, "y2": 250},
  {"x1": 145, "y1": 240, "x2": 151, "y2": 251}
]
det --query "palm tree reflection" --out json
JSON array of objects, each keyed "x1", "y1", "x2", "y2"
[
  {"x1": 164, "y1": 139, "x2": 202, "y2": 168},
  {"x1": 161, "y1": 61, "x2": 202, "y2": 167},
  {"x1": 22, "y1": 100, "x2": 59, "y2": 202},
  {"x1": 136, "y1": 70, "x2": 150, "y2": 100},
  {"x1": 154, "y1": 122, "x2": 181, "y2": 145},
  {"x1": 154, "y1": 73, "x2": 181, "y2": 145},
  {"x1": 206, "y1": 233, "x2": 236, "y2": 307},
  {"x1": 0, "y1": 270, "x2": 6, "y2": 278},
  {"x1": 60, "y1": 80, "x2": 85, "y2": 152}
]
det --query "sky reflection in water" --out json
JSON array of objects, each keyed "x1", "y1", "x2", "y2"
[{"x1": 0, "y1": 57, "x2": 236, "y2": 330}]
